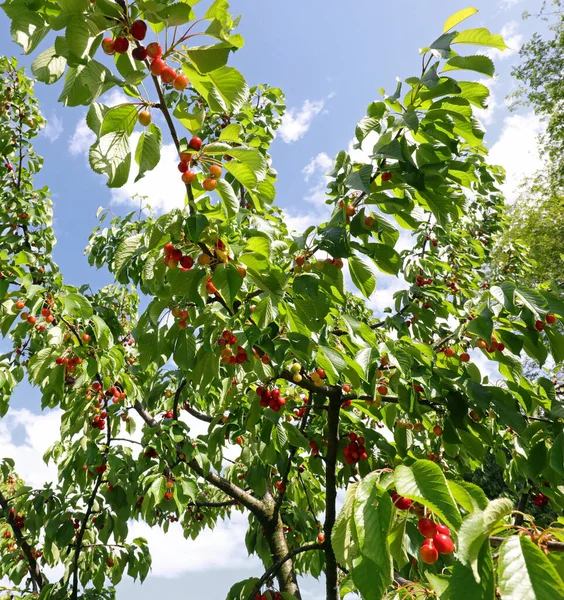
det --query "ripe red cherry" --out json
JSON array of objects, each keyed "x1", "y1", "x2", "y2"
[
  {"x1": 15, "y1": 300, "x2": 25, "y2": 310},
  {"x1": 41, "y1": 308, "x2": 50, "y2": 317},
  {"x1": 546, "y1": 313, "x2": 557, "y2": 324},
  {"x1": 444, "y1": 347, "x2": 455, "y2": 358},
  {"x1": 433, "y1": 425, "x2": 443, "y2": 436},
  {"x1": 433, "y1": 533, "x2": 455, "y2": 554},
  {"x1": 178, "y1": 161, "x2": 189, "y2": 173},
  {"x1": 161, "y1": 67, "x2": 176, "y2": 84},
  {"x1": 146, "y1": 42, "x2": 162, "y2": 58},
  {"x1": 394, "y1": 495, "x2": 412, "y2": 511},
  {"x1": 182, "y1": 171, "x2": 196, "y2": 184},
  {"x1": 209, "y1": 164, "x2": 222, "y2": 179},
  {"x1": 535, "y1": 320, "x2": 546, "y2": 332},
  {"x1": 189, "y1": 137, "x2": 203, "y2": 151},
  {"x1": 436, "y1": 523, "x2": 451, "y2": 537},
  {"x1": 460, "y1": 353, "x2": 470, "y2": 362},
  {"x1": 342, "y1": 384, "x2": 351, "y2": 392},
  {"x1": 382, "y1": 171, "x2": 392, "y2": 181},
  {"x1": 82, "y1": 333, "x2": 91, "y2": 343},
  {"x1": 364, "y1": 216, "x2": 375, "y2": 227},
  {"x1": 173, "y1": 74, "x2": 189, "y2": 91},
  {"x1": 27, "y1": 315, "x2": 36, "y2": 325},
  {"x1": 150, "y1": 58, "x2": 166, "y2": 76},
  {"x1": 180, "y1": 255, "x2": 194, "y2": 269},
  {"x1": 101, "y1": 37, "x2": 116, "y2": 55},
  {"x1": 130, "y1": 19, "x2": 147, "y2": 41},
  {"x1": 203, "y1": 178, "x2": 217, "y2": 191},
  {"x1": 420, "y1": 539, "x2": 439, "y2": 564},
  {"x1": 132, "y1": 46, "x2": 148, "y2": 61},
  {"x1": 113, "y1": 36, "x2": 129, "y2": 54},
  {"x1": 377, "y1": 385, "x2": 388, "y2": 395},
  {"x1": 418, "y1": 518, "x2": 437, "y2": 539}
]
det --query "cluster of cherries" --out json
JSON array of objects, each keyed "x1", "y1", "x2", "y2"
[
  {"x1": 163, "y1": 242, "x2": 194, "y2": 271},
  {"x1": 343, "y1": 432, "x2": 368, "y2": 465},
  {"x1": 535, "y1": 314, "x2": 557, "y2": 331},
  {"x1": 417, "y1": 517, "x2": 455, "y2": 564},
  {"x1": 218, "y1": 330, "x2": 248, "y2": 364},
  {"x1": 415, "y1": 274, "x2": 433, "y2": 287},
  {"x1": 533, "y1": 492, "x2": 550, "y2": 507},
  {"x1": 443, "y1": 347, "x2": 471, "y2": 362},
  {"x1": 14, "y1": 301, "x2": 55, "y2": 329},
  {"x1": 55, "y1": 353, "x2": 83, "y2": 375},
  {"x1": 256, "y1": 387, "x2": 287, "y2": 412},
  {"x1": 476, "y1": 336, "x2": 505, "y2": 354},
  {"x1": 254, "y1": 593, "x2": 283, "y2": 600},
  {"x1": 101, "y1": 20, "x2": 188, "y2": 92},
  {"x1": 9, "y1": 508, "x2": 24, "y2": 530},
  {"x1": 178, "y1": 138, "x2": 222, "y2": 190}
]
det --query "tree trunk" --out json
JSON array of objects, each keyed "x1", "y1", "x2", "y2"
[{"x1": 267, "y1": 513, "x2": 301, "y2": 599}]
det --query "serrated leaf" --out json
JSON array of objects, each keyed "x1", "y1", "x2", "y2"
[
  {"x1": 444, "y1": 7, "x2": 479, "y2": 33},
  {"x1": 135, "y1": 123, "x2": 162, "y2": 182},
  {"x1": 215, "y1": 178, "x2": 239, "y2": 218},
  {"x1": 454, "y1": 28, "x2": 509, "y2": 51},
  {"x1": 31, "y1": 46, "x2": 66, "y2": 84},
  {"x1": 443, "y1": 55, "x2": 495, "y2": 77},
  {"x1": 348, "y1": 254, "x2": 377, "y2": 298}
]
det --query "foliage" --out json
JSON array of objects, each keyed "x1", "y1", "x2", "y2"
[
  {"x1": 0, "y1": 4, "x2": 563, "y2": 600},
  {"x1": 510, "y1": 0, "x2": 564, "y2": 186}
]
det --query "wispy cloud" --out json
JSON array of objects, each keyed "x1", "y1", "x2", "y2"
[
  {"x1": 279, "y1": 98, "x2": 329, "y2": 144},
  {"x1": 482, "y1": 21, "x2": 523, "y2": 61},
  {"x1": 40, "y1": 114, "x2": 63, "y2": 142}
]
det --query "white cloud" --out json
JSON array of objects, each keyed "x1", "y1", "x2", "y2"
[
  {"x1": 279, "y1": 99, "x2": 326, "y2": 144},
  {"x1": 303, "y1": 152, "x2": 333, "y2": 182},
  {"x1": 489, "y1": 112, "x2": 544, "y2": 202},
  {"x1": 499, "y1": 0, "x2": 523, "y2": 8},
  {"x1": 0, "y1": 408, "x2": 62, "y2": 487},
  {"x1": 483, "y1": 21, "x2": 523, "y2": 61},
  {"x1": 475, "y1": 76, "x2": 498, "y2": 125},
  {"x1": 40, "y1": 114, "x2": 63, "y2": 142},
  {"x1": 128, "y1": 512, "x2": 259, "y2": 577}
]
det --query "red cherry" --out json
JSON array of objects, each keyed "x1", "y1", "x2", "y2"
[
  {"x1": 189, "y1": 137, "x2": 203, "y2": 151},
  {"x1": 460, "y1": 353, "x2": 470, "y2": 362},
  {"x1": 535, "y1": 320, "x2": 546, "y2": 332},
  {"x1": 418, "y1": 518, "x2": 437, "y2": 539},
  {"x1": 546, "y1": 313, "x2": 557, "y2": 324},
  {"x1": 203, "y1": 178, "x2": 217, "y2": 191},
  {"x1": 444, "y1": 347, "x2": 455, "y2": 358},
  {"x1": 433, "y1": 533, "x2": 455, "y2": 554},
  {"x1": 433, "y1": 425, "x2": 443, "y2": 436},
  {"x1": 161, "y1": 67, "x2": 177, "y2": 84},
  {"x1": 377, "y1": 385, "x2": 388, "y2": 396},
  {"x1": 342, "y1": 384, "x2": 351, "y2": 392},
  {"x1": 420, "y1": 539, "x2": 439, "y2": 564},
  {"x1": 381, "y1": 171, "x2": 392, "y2": 182},
  {"x1": 173, "y1": 74, "x2": 189, "y2": 91},
  {"x1": 113, "y1": 36, "x2": 129, "y2": 54},
  {"x1": 394, "y1": 495, "x2": 412, "y2": 511},
  {"x1": 182, "y1": 170, "x2": 196, "y2": 184},
  {"x1": 178, "y1": 161, "x2": 189, "y2": 173},
  {"x1": 150, "y1": 58, "x2": 166, "y2": 76},
  {"x1": 436, "y1": 523, "x2": 451, "y2": 537},
  {"x1": 101, "y1": 37, "x2": 116, "y2": 56},
  {"x1": 130, "y1": 19, "x2": 147, "y2": 41},
  {"x1": 209, "y1": 164, "x2": 222, "y2": 179},
  {"x1": 146, "y1": 43, "x2": 162, "y2": 58},
  {"x1": 180, "y1": 255, "x2": 194, "y2": 269},
  {"x1": 132, "y1": 46, "x2": 148, "y2": 61}
]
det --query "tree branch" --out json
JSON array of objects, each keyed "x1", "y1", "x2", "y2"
[{"x1": 248, "y1": 543, "x2": 324, "y2": 600}]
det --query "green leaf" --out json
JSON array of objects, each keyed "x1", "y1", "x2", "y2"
[
  {"x1": 348, "y1": 254, "x2": 377, "y2": 298},
  {"x1": 443, "y1": 7, "x2": 479, "y2": 32},
  {"x1": 446, "y1": 543, "x2": 496, "y2": 600},
  {"x1": 135, "y1": 124, "x2": 162, "y2": 182},
  {"x1": 101, "y1": 104, "x2": 138, "y2": 137},
  {"x1": 216, "y1": 178, "x2": 239, "y2": 218},
  {"x1": 550, "y1": 433, "x2": 564, "y2": 476},
  {"x1": 458, "y1": 498, "x2": 513, "y2": 580},
  {"x1": 61, "y1": 293, "x2": 93, "y2": 319},
  {"x1": 448, "y1": 480, "x2": 488, "y2": 514},
  {"x1": 185, "y1": 214, "x2": 209, "y2": 242},
  {"x1": 332, "y1": 483, "x2": 358, "y2": 566},
  {"x1": 454, "y1": 28, "x2": 510, "y2": 51},
  {"x1": 89, "y1": 131, "x2": 131, "y2": 188},
  {"x1": 212, "y1": 264, "x2": 243, "y2": 307},
  {"x1": 498, "y1": 535, "x2": 564, "y2": 599},
  {"x1": 187, "y1": 44, "x2": 232, "y2": 73},
  {"x1": 458, "y1": 81, "x2": 490, "y2": 109},
  {"x1": 183, "y1": 64, "x2": 249, "y2": 113},
  {"x1": 31, "y1": 46, "x2": 66, "y2": 84},
  {"x1": 345, "y1": 165, "x2": 372, "y2": 193},
  {"x1": 546, "y1": 327, "x2": 564, "y2": 365},
  {"x1": 3, "y1": 5, "x2": 50, "y2": 54},
  {"x1": 281, "y1": 422, "x2": 309, "y2": 449},
  {"x1": 443, "y1": 55, "x2": 495, "y2": 77},
  {"x1": 394, "y1": 460, "x2": 462, "y2": 530},
  {"x1": 113, "y1": 233, "x2": 142, "y2": 276}
]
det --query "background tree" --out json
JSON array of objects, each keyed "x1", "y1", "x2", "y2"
[{"x1": 0, "y1": 4, "x2": 563, "y2": 600}]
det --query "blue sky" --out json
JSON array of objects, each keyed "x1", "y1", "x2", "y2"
[{"x1": 0, "y1": 0, "x2": 550, "y2": 598}]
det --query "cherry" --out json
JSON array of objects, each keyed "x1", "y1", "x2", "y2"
[
  {"x1": 101, "y1": 37, "x2": 116, "y2": 55},
  {"x1": 41, "y1": 308, "x2": 50, "y2": 317},
  {"x1": 236, "y1": 436, "x2": 243, "y2": 445},
  {"x1": 209, "y1": 164, "x2": 222, "y2": 179},
  {"x1": 15, "y1": 300, "x2": 25, "y2": 310},
  {"x1": 189, "y1": 137, "x2": 203, "y2": 151},
  {"x1": 132, "y1": 46, "x2": 148, "y2": 61},
  {"x1": 182, "y1": 171, "x2": 196, "y2": 184},
  {"x1": 261, "y1": 355, "x2": 271, "y2": 365},
  {"x1": 180, "y1": 255, "x2": 194, "y2": 269},
  {"x1": 546, "y1": 313, "x2": 557, "y2": 324},
  {"x1": 382, "y1": 171, "x2": 392, "y2": 182},
  {"x1": 477, "y1": 339, "x2": 488, "y2": 349},
  {"x1": 392, "y1": 494, "x2": 412, "y2": 511},
  {"x1": 82, "y1": 333, "x2": 91, "y2": 343},
  {"x1": 173, "y1": 74, "x2": 189, "y2": 91},
  {"x1": 161, "y1": 67, "x2": 176, "y2": 84},
  {"x1": 460, "y1": 352, "x2": 470, "y2": 362},
  {"x1": 364, "y1": 216, "x2": 375, "y2": 227},
  {"x1": 316, "y1": 368, "x2": 326, "y2": 379},
  {"x1": 179, "y1": 152, "x2": 192, "y2": 163},
  {"x1": 444, "y1": 347, "x2": 455, "y2": 358},
  {"x1": 418, "y1": 518, "x2": 437, "y2": 539},
  {"x1": 296, "y1": 255, "x2": 305, "y2": 266},
  {"x1": 420, "y1": 539, "x2": 439, "y2": 564},
  {"x1": 138, "y1": 110, "x2": 151, "y2": 127},
  {"x1": 535, "y1": 320, "x2": 546, "y2": 332},
  {"x1": 150, "y1": 58, "x2": 166, "y2": 76},
  {"x1": 131, "y1": 19, "x2": 147, "y2": 41},
  {"x1": 206, "y1": 279, "x2": 217, "y2": 295},
  {"x1": 433, "y1": 533, "x2": 455, "y2": 554},
  {"x1": 146, "y1": 43, "x2": 162, "y2": 58},
  {"x1": 178, "y1": 160, "x2": 189, "y2": 173},
  {"x1": 433, "y1": 425, "x2": 443, "y2": 436},
  {"x1": 317, "y1": 533, "x2": 325, "y2": 544},
  {"x1": 436, "y1": 523, "x2": 451, "y2": 537},
  {"x1": 114, "y1": 36, "x2": 129, "y2": 54},
  {"x1": 342, "y1": 384, "x2": 351, "y2": 392},
  {"x1": 203, "y1": 178, "x2": 217, "y2": 191},
  {"x1": 377, "y1": 385, "x2": 388, "y2": 395},
  {"x1": 237, "y1": 267, "x2": 246, "y2": 278},
  {"x1": 27, "y1": 315, "x2": 36, "y2": 325}
]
